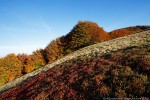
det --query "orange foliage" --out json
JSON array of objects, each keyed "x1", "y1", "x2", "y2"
[
  {"x1": 17, "y1": 53, "x2": 28, "y2": 64},
  {"x1": 44, "y1": 21, "x2": 111, "y2": 64},
  {"x1": 25, "y1": 49, "x2": 46, "y2": 73},
  {"x1": 17, "y1": 53, "x2": 28, "y2": 74},
  {"x1": 64, "y1": 21, "x2": 111, "y2": 51},
  {"x1": 109, "y1": 26, "x2": 150, "y2": 39},
  {"x1": 45, "y1": 38, "x2": 64, "y2": 64},
  {"x1": 7, "y1": 70, "x2": 15, "y2": 81}
]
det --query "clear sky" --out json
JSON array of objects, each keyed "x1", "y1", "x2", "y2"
[{"x1": 0, "y1": 0, "x2": 150, "y2": 57}]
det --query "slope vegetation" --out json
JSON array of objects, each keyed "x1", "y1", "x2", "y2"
[{"x1": 0, "y1": 30, "x2": 149, "y2": 99}]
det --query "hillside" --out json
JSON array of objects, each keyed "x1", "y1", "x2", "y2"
[
  {"x1": 0, "y1": 21, "x2": 150, "y2": 87},
  {"x1": 0, "y1": 30, "x2": 149, "y2": 99}
]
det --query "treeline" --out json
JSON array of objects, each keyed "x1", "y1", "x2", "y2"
[
  {"x1": 0, "y1": 21, "x2": 150, "y2": 85},
  {"x1": 110, "y1": 25, "x2": 150, "y2": 38},
  {"x1": 45, "y1": 21, "x2": 111, "y2": 63},
  {"x1": 0, "y1": 50, "x2": 46, "y2": 85}
]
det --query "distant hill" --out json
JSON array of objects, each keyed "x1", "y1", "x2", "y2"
[
  {"x1": 0, "y1": 30, "x2": 149, "y2": 99},
  {"x1": 109, "y1": 25, "x2": 150, "y2": 38}
]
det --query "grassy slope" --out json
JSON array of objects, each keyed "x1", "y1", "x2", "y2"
[{"x1": 0, "y1": 45, "x2": 149, "y2": 99}]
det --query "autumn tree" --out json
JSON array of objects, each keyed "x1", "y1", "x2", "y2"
[
  {"x1": 0, "y1": 58, "x2": 9, "y2": 85},
  {"x1": 25, "y1": 49, "x2": 46, "y2": 73},
  {"x1": 17, "y1": 53, "x2": 28, "y2": 74},
  {"x1": 45, "y1": 37, "x2": 64, "y2": 64},
  {"x1": 0, "y1": 66, "x2": 9, "y2": 86},
  {"x1": 0, "y1": 54, "x2": 22, "y2": 85},
  {"x1": 64, "y1": 21, "x2": 111, "y2": 51},
  {"x1": 17, "y1": 53, "x2": 28, "y2": 64}
]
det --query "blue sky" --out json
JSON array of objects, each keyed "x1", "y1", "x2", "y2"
[{"x1": 0, "y1": 0, "x2": 150, "y2": 57}]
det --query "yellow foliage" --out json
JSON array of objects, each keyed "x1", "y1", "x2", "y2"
[{"x1": 0, "y1": 54, "x2": 22, "y2": 85}]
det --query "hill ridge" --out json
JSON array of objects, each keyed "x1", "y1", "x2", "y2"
[{"x1": 0, "y1": 30, "x2": 150, "y2": 94}]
